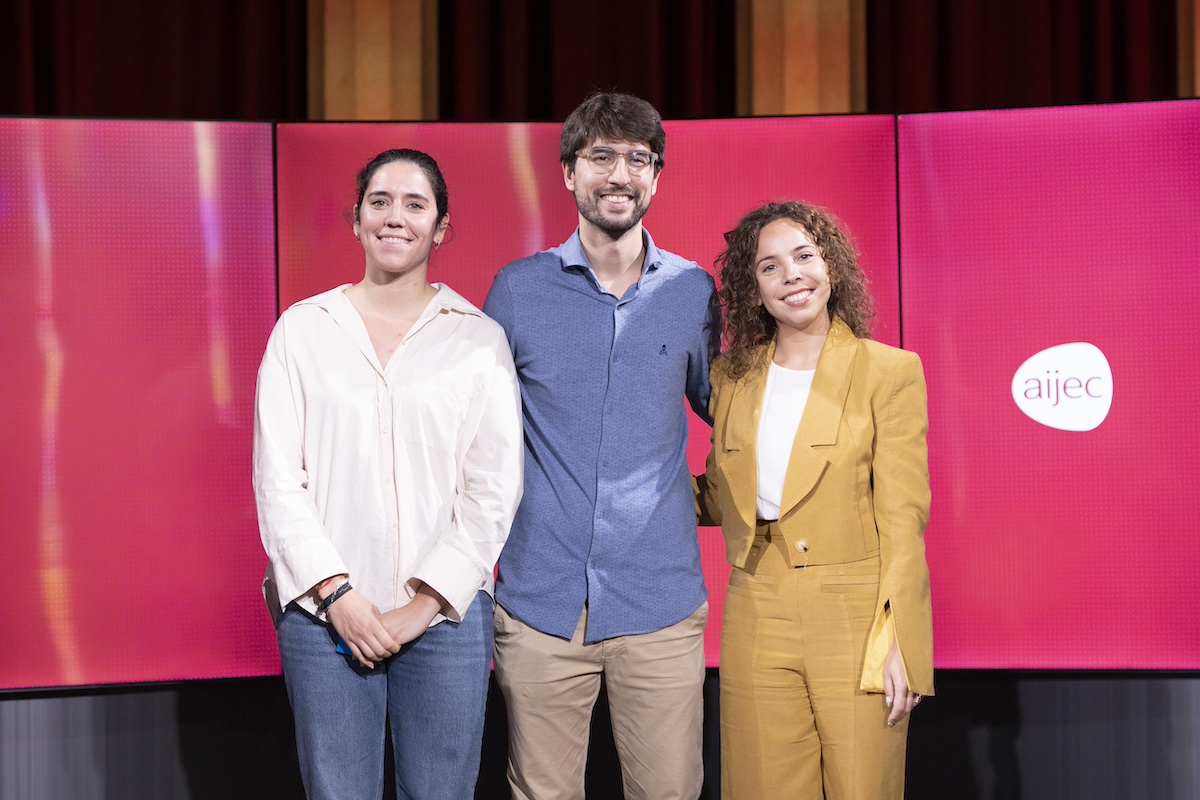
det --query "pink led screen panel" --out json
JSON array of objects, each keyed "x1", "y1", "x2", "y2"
[
  {"x1": 0, "y1": 120, "x2": 279, "y2": 689},
  {"x1": 899, "y1": 100, "x2": 1200, "y2": 668},
  {"x1": 275, "y1": 117, "x2": 900, "y2": 664}
]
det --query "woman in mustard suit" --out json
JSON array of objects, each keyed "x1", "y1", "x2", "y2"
[{"x1": 697, "y1": 201, "x2": 933, "y2": 799}]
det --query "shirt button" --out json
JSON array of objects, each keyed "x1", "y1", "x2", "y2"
[
  {"x1": 796, "y1": 540, "x2": 809, "y2": 553},
  {"x1": 381, "y1": 426, "x2": 389, "y2": 434},
  {"x1": 597, "y1": 511, "x2": 604, "y2": 519}
]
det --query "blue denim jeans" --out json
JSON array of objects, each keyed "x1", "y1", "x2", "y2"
[{"x1": 277, "y1": 591, "x2": 493, "y2": 800}]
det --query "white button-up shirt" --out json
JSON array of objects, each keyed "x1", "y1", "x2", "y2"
[{"x1": 254, "y1": 283, "x2": 523, "y2": 624}]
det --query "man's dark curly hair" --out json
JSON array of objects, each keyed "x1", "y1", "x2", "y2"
[
  {"x1": 715, "y1": 201, "x2": 874, "y2": 381},
  {"x1": 560, "y1": 92, "x2": 666, "y2": 174}
]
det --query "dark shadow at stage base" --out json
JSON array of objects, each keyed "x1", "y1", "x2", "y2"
[
  {"x1": 906, "y1": 671, "x2": 1021, "y2": 800},
  {"x1": 176, "y1": 676, "x2": 305, "y2": 799}
]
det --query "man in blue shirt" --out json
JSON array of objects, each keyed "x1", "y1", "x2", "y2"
[{"x1": 484, "y1": 92, "x2": 719, "y2": 799}]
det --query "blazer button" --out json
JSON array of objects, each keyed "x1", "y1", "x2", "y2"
[{"x1": 795, "y1": 540, "x2": 809, "y2": 553}]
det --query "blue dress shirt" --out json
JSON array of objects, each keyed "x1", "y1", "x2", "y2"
[{"x1": 484, "y1": 228, "x2": 720, "y2": 641}]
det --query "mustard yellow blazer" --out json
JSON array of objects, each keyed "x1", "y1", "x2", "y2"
[{"x1": 697, "y1": 318, "x2": 934, "y2": 696}]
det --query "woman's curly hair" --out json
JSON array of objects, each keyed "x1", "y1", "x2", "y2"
[{"x1": 715, "y1": 201, "x2": 874, "y2": 381}]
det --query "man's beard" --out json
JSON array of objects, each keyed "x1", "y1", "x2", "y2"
[{"x1": 575, "y1": 189, "x2": 650, "y2": 239}]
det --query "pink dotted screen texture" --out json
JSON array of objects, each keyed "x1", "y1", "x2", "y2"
[
  {"x1": 5, "y1": 102, "x2": 1198, "y2": 690},
  {"x1": 275, "y1": 117, "x2": 900, "y2": 666},
  {"x1": 899, "y1": 100, "x2": 1200, "y2": 668},
  {"x1": 0, "y1": 120, "x2": 279, "y2": 689}
]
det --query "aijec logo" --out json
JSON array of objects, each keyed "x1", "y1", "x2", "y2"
[{"x1": 1011, "y1": 343, "x2": 1113, "y2": 432}]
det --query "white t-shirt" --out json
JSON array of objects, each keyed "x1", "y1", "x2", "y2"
[{"x1": 755, "y1": 361, "x2": 815, "y2": 520}]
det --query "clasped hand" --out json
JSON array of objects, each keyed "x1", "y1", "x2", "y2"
[{"x1": 327, "y1": 588, "x2": 443, "y2": 669}]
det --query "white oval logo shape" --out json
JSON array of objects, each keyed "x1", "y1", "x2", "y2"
[{"x1": 1011, "y1": 343, "x2": 1113, "y2": 432}]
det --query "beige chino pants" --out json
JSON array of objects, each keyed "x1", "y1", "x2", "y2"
[{"x1": 493, "y1": 601, "x2": 708, "y2": 800}]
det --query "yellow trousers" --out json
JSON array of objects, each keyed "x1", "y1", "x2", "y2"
[{"x1": 720, "y1": 527, "x2": 909, "y2": 800}]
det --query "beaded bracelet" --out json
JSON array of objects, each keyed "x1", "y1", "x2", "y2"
[{"x1": 315, "y1": 580, "x2": 352, "y2": 617}]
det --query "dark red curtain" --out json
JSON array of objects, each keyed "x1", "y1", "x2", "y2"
[
  {"x1": 437, "y1": 0, "x2": 737, "y2": 122},
  {"x1": 1, "y1": 0, "x2": 306, "y2": 119},
  {"x1": 867, "y1": 0, "x2": 1178, "y2": 113},
  {"x1": 1, "y1": 0, "x2": 1180, "y2": 122}
]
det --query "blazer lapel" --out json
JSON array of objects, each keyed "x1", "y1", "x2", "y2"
[
  {"x1": 721, "y1": 345, "x2": 771, "y2": 530},
  {"x1": 777, "y1": 320, "x2": 858, "y2": 518}
]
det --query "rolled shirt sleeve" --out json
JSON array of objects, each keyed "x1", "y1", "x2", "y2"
[
  {"x1": 253, "y1": 312, "x2": 348, "y2": 615},
  {"x1": 409, "y1": 335, "x2": 523, "y2": 621}
]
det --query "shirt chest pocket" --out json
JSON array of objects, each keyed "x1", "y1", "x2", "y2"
[{"x1": 395, "y1": 376, "x2": 479, "y2": 453}]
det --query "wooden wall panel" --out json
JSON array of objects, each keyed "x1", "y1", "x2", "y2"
[
  {"x1": 1181, "y1": 0, "x2": 1199, "y2": 97},
  {"x1": 307, "y1": 0, "x2": 438, "y2": 121},
  {"x1": 737, "y1": 0, "x2": 866, "y2": 115}
]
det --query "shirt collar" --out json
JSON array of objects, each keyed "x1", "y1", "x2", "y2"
[
  {"x1": 428, "y1": 282, "x2": 484, "y2": 317},
  {"x1": 297, "y1": 282, "x2": 482, "y2": 319},
  {"x1": 558, "y1": 227, "x2": 664, "y2": 275}
]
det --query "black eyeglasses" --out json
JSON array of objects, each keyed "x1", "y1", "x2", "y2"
[{"x1": 574, "y1": 147, "x2": 659, "y2": 174}]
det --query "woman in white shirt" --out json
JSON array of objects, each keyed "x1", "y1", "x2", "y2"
[
  {"x1": 697, "y1": 201, "x2": 933, "y2": 799},
  {"x1": 254, "y1": 149, "x2": 523, "y2": 800}
]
